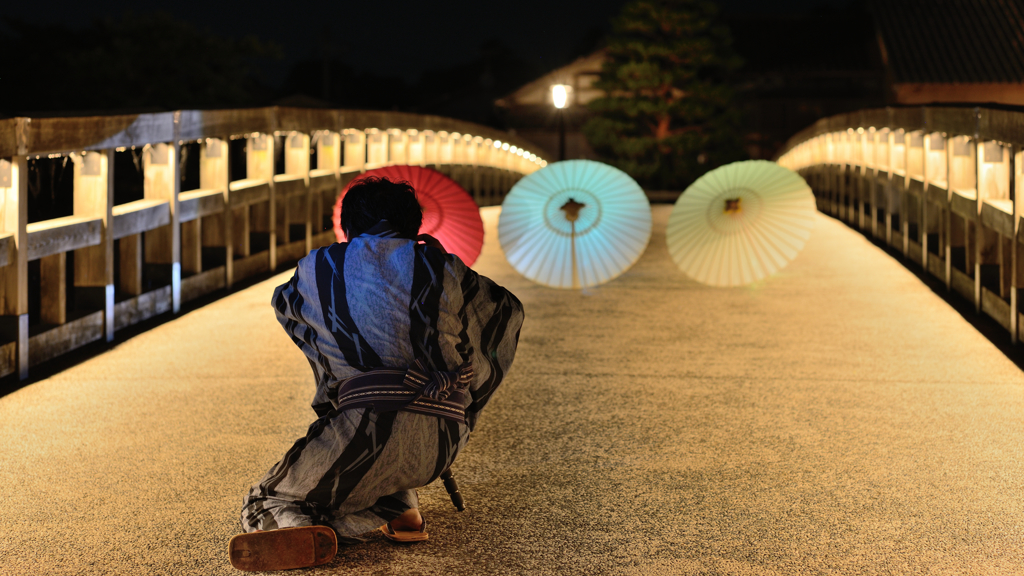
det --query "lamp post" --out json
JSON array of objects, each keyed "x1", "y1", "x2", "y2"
[{"x1": 552, "y1": 84, "x2": 571, "y2": 161}]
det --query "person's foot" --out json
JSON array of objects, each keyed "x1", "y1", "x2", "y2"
[
  {"x1": 389, "y1": 507, "x2": 424, "y2": 531},
  {"x1": 228, "y1": 526, "x2": 337, "y2": 571},
  {"x1": 380, "y1": 508, "x2": 429, "y2": 543}
]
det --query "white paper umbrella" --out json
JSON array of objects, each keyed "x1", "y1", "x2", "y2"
[
  {"x1": 498, "y1": 160, "x2": 652, "y2": 289},
  {"x1": 666, "y1": 160, "x2": 815, "y2": 287}
]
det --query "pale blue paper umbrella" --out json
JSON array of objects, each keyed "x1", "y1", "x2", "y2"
[
  {"x1": 667, "y1": 160, "x2": 815, "y2": 287},
  {"x1": 498, "y1": 160, "x2": 652, "y2": 289}
]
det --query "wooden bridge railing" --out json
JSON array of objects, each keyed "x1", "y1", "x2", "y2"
[
  {"x1": 776, "y1": 106, "x2": 1024, "y2": 344},
  {"x1": 0, "y1": 107, "x2": 548, "y2": 380}
]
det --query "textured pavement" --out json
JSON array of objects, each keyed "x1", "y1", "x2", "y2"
[{"x1": 2, "y1": 205, "x2": 1024, "y2": 575}]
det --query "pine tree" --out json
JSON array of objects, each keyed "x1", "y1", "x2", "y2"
[{"x1": 583, "y1": 0, "x2": 744, "y2": 190}]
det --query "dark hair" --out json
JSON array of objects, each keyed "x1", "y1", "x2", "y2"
[{"x1": 341, "y1": 176, "x2": 422, "y2": 239}]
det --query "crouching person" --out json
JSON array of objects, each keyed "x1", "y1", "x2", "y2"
[{"x1": 228, "y1": 177, "x2": 524, "y2": 571}]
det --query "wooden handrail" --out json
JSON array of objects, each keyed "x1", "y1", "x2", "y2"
[
  {"x1": 26, "y1": 216, "x2": 102, "y2": 261},
  {"x1": 112, "y1": 199, "x2": 170, "y2": 240},
  {"x1": 178, "y1": 189, "x2": 225, "y2": 223},
  {"x1": 0, "y1": 107, "x2": 550, "y2": 165},
  {"x1": 228, "y1": 180, "x2": 271, "y2": 207}
]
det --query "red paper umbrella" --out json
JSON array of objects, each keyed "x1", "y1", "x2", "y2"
[{"x1": 332, "y1": 165, "x2": 485, "y2": 266}]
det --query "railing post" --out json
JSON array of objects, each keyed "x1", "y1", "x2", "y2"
[
  {"x1": 73, "y1": 149, "x2": 115, "y2": 343},
  {"x1": 315, "y1": 131, "x2": 342, "y2": 246},
  {"x1": 871, "y1": 133, "x2": 877, "y2": 237},
  {"x1": 119, "y1": 233, "x2": 142, "y2": 296},
  {"x1": 2, "y1": 155, "x2": 29, "y2": 379},
  {"x1": 301, "y1": 133, "x2": 313, "y2": 254},
  {"x1": 248, "y1": 134, "x2": 275, "y2": 270},
  {"x1": 283, "y1": 132, "x2": 311, "y2": 255},
  {"x1": 839, "y1": 163, "x2": 847, "y2": 222},
  {"x1": 180, "y1": 217, "x2": 201, "y2": 278},
  {"x1": 880, "y1": 125, "x2": 888, "y2": 247},
  {"x1": 343, "y1": 130, "x2": 366, "y2": 173},
  {"x1": 921, "y1": 131, "x2": 930, "y2": 269},
  {"x1": 40, "y1": 253, "x2": 66, "y2": 325},
  {"x1": 1012, "y1": 145, "x2": 1020, "y2": 344},
  {"x1": 143, "y1": 142, "x2": 181, "y2": 314},
  {"x1": 901, "y1": 130, "x2": 910, "y2": 256},
  {"x1": 171, "y1": 130, "x2": 182, "y2": 312},
  {"x1": 973, "y1": 112, "x2": 983, "y2": 312},
  {"x1": 200, "y1": 138, "x2": 231, "y2": 288},
  {"x1": 944, "y1": 136, "x2": 952, "y2": 291},
  {"x1": 831, "y1": 162, "x2": 839, "y2": 218},
  {"x1": 857, "y1": 131, "x2": 866, "y2": 231}
]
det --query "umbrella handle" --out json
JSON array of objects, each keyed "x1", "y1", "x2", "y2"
[{"x1": 440, "y1": 468, "x2": 466, "y2": 512}]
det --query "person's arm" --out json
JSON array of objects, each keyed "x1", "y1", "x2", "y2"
[
  {"x1": 416, "y1": 233, "x2": 446, "y2": 253},
  {"x1": 457, "y1": 265, "x2": 525, "y2": 430}
]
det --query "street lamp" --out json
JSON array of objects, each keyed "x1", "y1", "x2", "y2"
[{"x1": 551, "y1": 84, "x2": 572, "y2": 161}]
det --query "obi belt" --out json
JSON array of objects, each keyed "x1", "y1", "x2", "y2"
[{"x1": 334, "y1": 359, "x2": 474, "y2": 425}]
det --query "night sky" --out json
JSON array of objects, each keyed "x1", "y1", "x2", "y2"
[{"x1": 6, "y1": 0, "x2": 853, "y2": 87}]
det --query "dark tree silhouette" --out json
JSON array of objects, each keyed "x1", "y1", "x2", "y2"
[{"x1": 583, "y1": 0, "x2": 746, "y2": 189}]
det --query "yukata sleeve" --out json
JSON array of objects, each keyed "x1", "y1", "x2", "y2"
[
  {"x1": 271, "y1": 249, "x2": 338, "y2": 415},
  {"x1": 455, "y1": 261, "x2": 525, "y2": 430}
]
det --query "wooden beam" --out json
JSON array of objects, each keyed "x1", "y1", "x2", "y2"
[
  {"x1": 284, "y1": 132, "x2": 309, "y2": 176},
  {"x1": 145, "y1": 135, "x2": 181, "y2": 309},
  {"x1": 26, "y1": 216, "x2": 102, "y2": 261},
  {"x1": 22, "y1": 113, "x2": 174, "y2": 157},
  {"x1": 276, "y1": 195, "x2": 290, "y2": 250},
  {"x1": 201, "y1": 212, "x2": 225, "y2": 247},
  {"x1": 1, "y1": 156, "x2": 29, "y2": 379},
  {"x1": 72, "y1": 149, "x2": 114, "y2": 342},
  {"x1": 119, "y1": 234, "x2": 142, "y2": 297},
  {"x1": 247, "y1": 134, "x2": 275, "y2": 270},
  {"x1": 276, "y1": 143, "x2": 308, "y2": 256},
  {"x1": 181, "y1": 218, "x2": 201, "y2": 275},
  {"x1": 921, "y1": 145, "x2": 930, "y2": 267},
  {"x1": 142, "y1": 143, "x2": 176, "y2": 268},
  {"x1": 40, "y1": 252, "x2": 66, "y2": 325},
  {"x1": 273, "y1": 175, "x2": 306, "y2": 198},
  {"x1": 316, "y1": 131, "x2": 341, "y2": 172},
  {"x1": 1001, "y1": 235, "x2": 1010, "y2": 299},
  {"x1": 343, "y1": 130, "x2": 366, "y2": 172},
  {"x1": 112, "y1": 199, "x2": 170, "y2": 240},
  {"x1": 0, "y1": 233, "x2": 12, "y2": 268},
  {"x1": 1012, "y1": 146, "x2": 1019, "y2": 343},
  {"x1": 310, "y1": 171, "x2": 338, "y2": 194},
  {"x1": 178, "y1": 189, "x2": 224, "y2": 223},
  {"x1": 235, "y1": 207, "x2": 250, "y2": 257},
  {"x1": 944, "y1": 139, "x2": 952, "y2": 291},
  {"x1": 200, "y1": 138, "x2": 232, "y2": 288},
  {"x1": 228, "y1": 181, "x2": 271, "y2": 207},
  {"x1": 974, "y1": 137, "x2": 984, "y2": 313},
  {"x1": 2, "y1": 108, "x2": 550, "y2": 169}
]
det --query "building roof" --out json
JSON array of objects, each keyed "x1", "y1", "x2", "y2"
[
  {"x1": 871, "y1": 0, "x2": 1024, "y2": 84},
  {"x1": 495, "y1": 52, "x2": 607, "y2": 108}
]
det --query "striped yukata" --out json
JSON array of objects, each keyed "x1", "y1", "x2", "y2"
[{"x1": 240, "y1": 221, "x2": 524, "y2": 540}]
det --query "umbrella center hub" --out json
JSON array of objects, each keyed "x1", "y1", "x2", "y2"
[
  {"x1": 560, "y1": 198, "x2": 586, "y2": 223},
  {"x1": 543, "y1": 189, "x2": 601, "y2": 236},
  {"x1": 707, "y1": 188, "x2": 763, "y2": 234}
]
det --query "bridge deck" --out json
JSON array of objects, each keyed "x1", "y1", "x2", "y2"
[{"x1": 2, "y1": 205, "x2": 1023, "y2": 575}]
